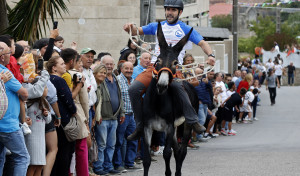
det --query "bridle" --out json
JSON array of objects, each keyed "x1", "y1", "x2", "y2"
[{"x1": 152, "y1": 60, "x2": 177, "y2": 84}]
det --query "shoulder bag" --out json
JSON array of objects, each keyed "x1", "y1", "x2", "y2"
[{"x1": 63, "y1": 116, "x2": 80, "y2": 142}]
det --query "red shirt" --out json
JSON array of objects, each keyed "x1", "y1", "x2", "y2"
[
  {"x1": 237, "y1": 80, "x2": 249, "y2": 93},
  {"x1": 6, "y1": 56, "x2": 24, "y2": 83}
]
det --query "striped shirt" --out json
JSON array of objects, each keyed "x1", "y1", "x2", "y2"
[{"x1": 117, "y1": 73, "x2": 133, "y2": 114}]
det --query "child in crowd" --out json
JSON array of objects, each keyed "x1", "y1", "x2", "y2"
[
  {"x1": 238, "y1": 87, "x2": 255, "y2": 123},
  {"x1": 53, "y1": 36, "x2": 64, "y2": 53},
  {"x1": 213, "y1": 86, "x2": 222, "y2": 135},
  {"x1": 24, "y1": 85, "x2": 51, "y2": 176},
  {"x1": 221, "y1": 88, "x2": 247, "y2": 136},
  {"x1": 252, "y1": 80, "x2": 261, "y2": 120}
]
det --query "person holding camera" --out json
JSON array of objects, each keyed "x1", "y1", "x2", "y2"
[{"x1": 61, "y1": 48, "x2": 90, "y2": 176}]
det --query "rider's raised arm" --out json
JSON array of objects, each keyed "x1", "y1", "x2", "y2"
[
  {"x1": 198, "y1": 40, "x2": 215, "y2": 66},
  {"x1": 123, "y1": 23, "x2": 144, "y2": 36}
]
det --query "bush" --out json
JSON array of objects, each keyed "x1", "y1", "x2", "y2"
[
  {"x1": 211, "y1": 14, "x2": 232, "y2": 31},
  {"x1": 238, "y1": 37, "x2": 257, "y2": 54}
]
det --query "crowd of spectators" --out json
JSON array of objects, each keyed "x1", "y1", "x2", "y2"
[{"x1": 0, "y1": 26, "x2": 296, "y2": 176}]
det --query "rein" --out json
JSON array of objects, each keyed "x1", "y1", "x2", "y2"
[{"x1": 127, "y1": 24, "x2": 216, "y2": 82}]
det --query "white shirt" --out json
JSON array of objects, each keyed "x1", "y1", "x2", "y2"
[
  {"x1": 232, "y1": 76, "x2": 239, "y2": 83},
  {"x1": 265, "y1": 62, "x2": 274, "y2": 71},
  {"x1": 83, "y1": 68, "x2": 97, "y2": 107},
  {"x1": 274, "y1": 65, "x2": 283, "y2": 76},
  {"x1": 215, "y1": 81, "x2": 227, "y2": 103}
]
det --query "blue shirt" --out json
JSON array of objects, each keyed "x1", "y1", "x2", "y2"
[
  {"x1": 0, "y1": 65, "x2": 22, "y2": 133},
  {"x1": 194, "y1": 80, "x2": 212, "y2": 105},
  {"x1": 132, "y1": 64, "x2": 146, "y2": 80},
  {"x1": 235, "y1": 77, "x2": 242, "y2": 88},
  {"x1": 142, "y1": 20, "x2": 204, "y2": 64},
  {"x1": 105, "y1": 77, "x2": 120, "y2": 114}
]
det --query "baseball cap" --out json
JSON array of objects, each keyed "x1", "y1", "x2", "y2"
[{"x1": 80, "y1": 48, "x2": 96, "y2": 55}]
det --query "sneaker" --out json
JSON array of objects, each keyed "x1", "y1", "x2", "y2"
[
  {"x1": 220, "y1": 130, "x2": 227, "y2": 136},
  {"x1": 187, "y1": 143, "x2": 200, "y2": 150},
  {"x1": 245, "y1": 116, "x2": 249, "y2": 121},
  {"x1": 94, "y1": 170, "x2": 108, "y2": 176},
  {"x1": 231, "y1": 129, "x2": 237, "y2": 134},
  {"x1": 115, "y1": 166, "x2": 127, "y2": 173},
  {"x1": 254, "y1": 117, "x2": 259, "y2": 121},
  {"x1": 227, "y1": 132, "x2": 236, "y2": 136},
  {"x1": 237, "y1": 119, "x2": 242, "y2": 124},
  {"x1": 212, "y1": 133, "x2": 219, "y2": 137},
  {"x1": 151, "y1": 157, "x2": 157, "y2": 162},
  {"x1": 208, "y1": 134, "x2": 216, "y2": 138},
  {"x1": 125, "y1": 165, "x2": 143, "y2": 171},
  {"x1": 135, "y1": 158, "x2": 143, "y2": 164},
  {"x1": 108, "y1": 169, "x2": 121, "y2": 175},
  {"x1": 20, "y1": 123, "x2": 31, "y2": 135},
  {"x1": 153, "y1": 146, "x2": 164, "y2": 156},
  {"x1": 197, "y1": 138, "x2": 208, "y2": 143},
  {"x1": 203, "y1": 135, "x2": 211, "y2": 139},
  {"x1": 232, "y1": 119, "x2": 236, "y2": 124},
  {"x1": 243, "y1": 120, "x2": 248, "y2": 124},
  {"x1": 6, "y1": 149, "x2": 11, "y2": 156}
]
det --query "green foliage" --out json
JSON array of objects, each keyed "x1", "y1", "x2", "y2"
[
  {"x1": 263, "y1": 33, "x2": 296, "y2": 50},
  {"x1": 238, "y1": 37, "x2": 256, "y2": 54},
  {"x1": 5, "y1": 0, "x2": 69, "y2": 42},
  {"x1": 239, "y1": 15, "x2": 299, "y2": 54},
  {"x1": 249, "y1": 16, "x2": 276, "y2": 46},
  {"x1": 211, "y1": 14, "x2": 232, "y2": 31}
]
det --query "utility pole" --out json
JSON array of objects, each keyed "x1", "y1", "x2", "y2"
[
  {"x1": 232, "y1": 0, "x2": 238, "y2": 72},
  {"x1": 276, "y1": 0, "x2": 281, "y2": 33},
  {"x1": 140, "y1": 0, "x2": 156, "y2": 43}
]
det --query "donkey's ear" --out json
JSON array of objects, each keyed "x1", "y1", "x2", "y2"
[
  {"x1": 157, "y1": 22, "x2": 168, "y2": 51},
  {"x1": 172, "y1": 27, "x2": 193, "y2": 55}
]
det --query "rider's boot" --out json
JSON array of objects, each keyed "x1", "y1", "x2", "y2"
[
  {"x1": 127, "y1": 127, "x2": 143, "y2": 141},
  {"x1": 191, "y1": 122, "x2": 206, "y2": 134}
]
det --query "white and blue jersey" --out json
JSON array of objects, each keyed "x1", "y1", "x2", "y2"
[{"x1": 142, "y1": 20, "x2": 203, "y2": 64}]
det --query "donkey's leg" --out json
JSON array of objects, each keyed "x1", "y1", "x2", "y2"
[
  {"x1": 143, "y1": 126, "x2": 153, "y2": 176},
  {"x1": 175, "y1": 123, "x2": 192, "y2": 176},
  {"x1": 163, "y1": 126, "x2": 175, "y2": 176}
]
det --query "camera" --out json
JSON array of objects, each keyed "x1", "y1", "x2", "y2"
[{"x1": 73, "y1": 73, "x2": 82, "y2": 84}]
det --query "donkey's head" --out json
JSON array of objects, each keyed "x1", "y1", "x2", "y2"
[{"x1": 154, "y1": 22, "x2": 193, "y2": 94}]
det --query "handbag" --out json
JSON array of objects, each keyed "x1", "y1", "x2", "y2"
[
  {"x1": 88, "y1": 129, "x2": 98, "y2": 163},
  {"x1": 62, "y1": 116, "x2": 80, "y2": 142},
  {"x1": 0, "y1": 80, "x2": 8, "y2": 120}
]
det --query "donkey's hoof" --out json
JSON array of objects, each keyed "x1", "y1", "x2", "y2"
[{"x1": 174, "y1": 116, "x2": 185, "y2": 127}]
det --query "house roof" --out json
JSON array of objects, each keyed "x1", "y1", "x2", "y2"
[
  {"x1": 209, "y1": 3, "x2": 232, "y2": 18},
  {"x1": 194, "y1": 27, "x2": 231, "y2": 39}
]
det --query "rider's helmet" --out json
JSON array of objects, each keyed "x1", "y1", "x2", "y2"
[{"x1": 164, "y1": 0, "x2": 184, "y2": 11}]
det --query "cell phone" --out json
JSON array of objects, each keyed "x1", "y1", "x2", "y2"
[
  {"x1": 53, "y1": 21, "x2": 58, "y2": 29},
  {"x1": 37, "y1": 59, "x2": 44, "y2": 71}
]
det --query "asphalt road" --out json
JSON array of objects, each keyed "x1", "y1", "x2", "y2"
[{"x1": 122, "y1": 86, "x2": 300, "y2": 176}]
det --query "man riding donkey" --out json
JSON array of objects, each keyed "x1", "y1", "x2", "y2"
[{"x1": 123, "y1": 0, "x2": 216, "y2": 141}]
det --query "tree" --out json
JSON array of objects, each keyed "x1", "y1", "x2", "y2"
[
  {"x1": 0, "y1": 0, "x2": 69, "y2": 43},
  {"x1": 211, "y1": 14, "x2": 232, "y2": 31},
  {"x1": 0, "y1": 0, "x2": 9, "y2": 33}
]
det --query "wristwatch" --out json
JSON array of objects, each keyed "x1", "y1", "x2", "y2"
[{"x1": 208, "y1": 54, "x2": 215, "y2": 58}]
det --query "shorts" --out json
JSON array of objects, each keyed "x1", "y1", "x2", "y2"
[
  {"x1": 223, "y1": 107, "x2": 233, "y2": 122},
  {"x1": 215, "y1": 107, "x2": 224, "y2": 124},
  {"x1": 240, "y1": 104, "x2": 252, "y2": 113},
  {"x1": 45, "y1": 115, "x2": 56, "y2": 133}
]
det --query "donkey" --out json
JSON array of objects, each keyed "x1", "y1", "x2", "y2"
[{"x1": 142, "y1": 22, "x2": 199, "y2": 176}]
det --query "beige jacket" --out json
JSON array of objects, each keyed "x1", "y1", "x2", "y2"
[{"x1": 69, "y1": 69, "x2": 89, "y2": 139}]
